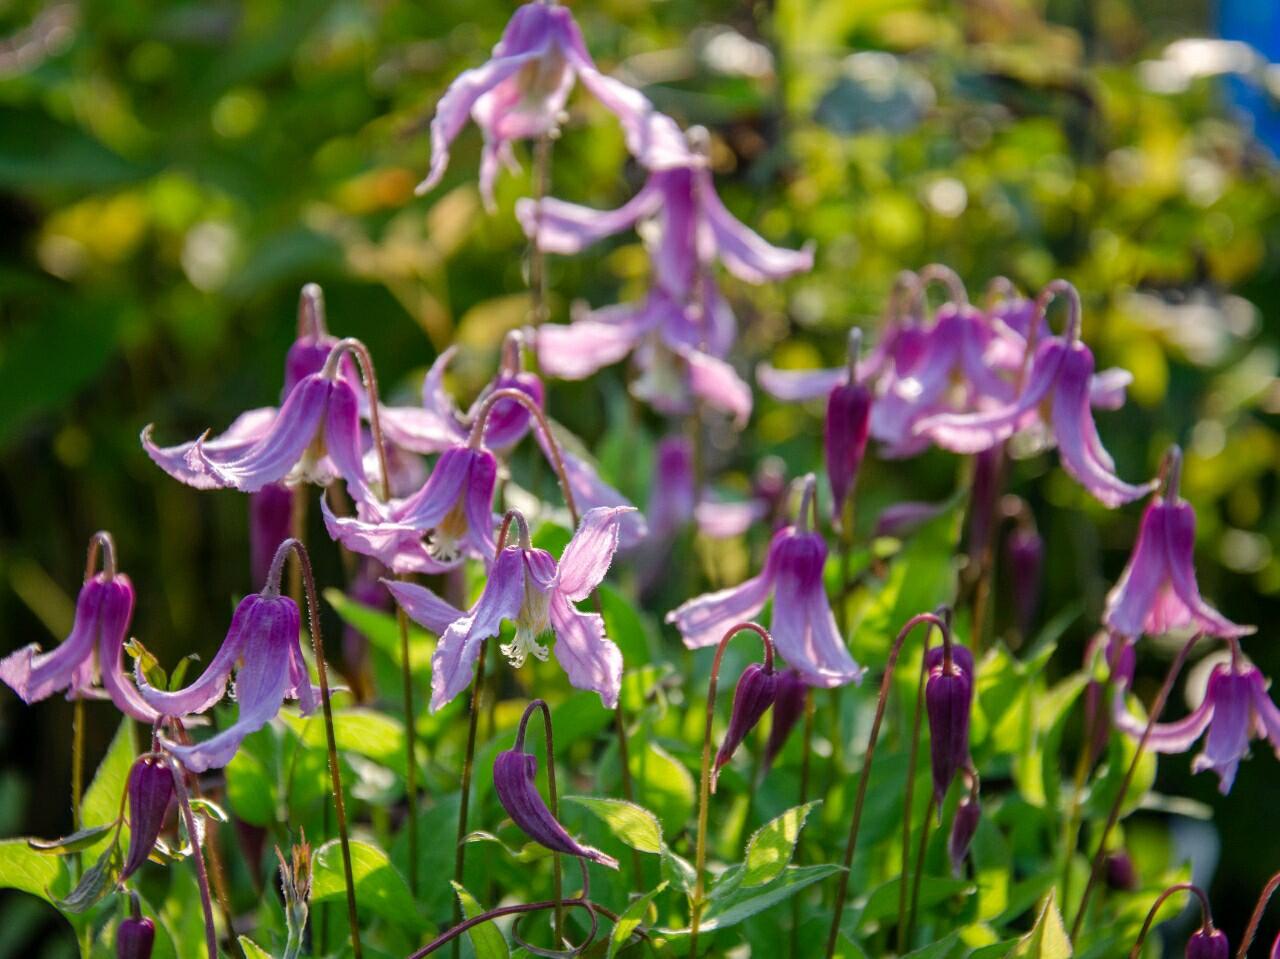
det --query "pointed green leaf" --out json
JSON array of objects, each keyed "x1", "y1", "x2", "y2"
[
  {"x1": 742, "y1": 801, "x2": 820, "y2": 887},
  {"x1": 237, "y1": 937, "x2": 275, "y2": 959},
  {"x1": 53, "y1": 842, "x2": 120, "y2": 914},
  {"x1": 0, "y1": 838, "x2": 72, "y2": 905},
  {"x1": 658, "y1": 864, "x2": 841, "y2": 937},
  {"x1": 607, "y1": 883, "x2": 667, "y2": 959},
  {"x1": 564, "y1": 796, "x2": 663, "y2": 854},
  {"x1": 1012, "y1": 894, "x2": 1072, "y2": 958},
  {"x1": 27, "y1": 823, "x2": 117, "y2": 855},
  {"x1": 453, "y1": 881, "x2": 510, "y2": 959},
  {"x1": 312, "y1": 839, "x2": 417, "y2": 931}
]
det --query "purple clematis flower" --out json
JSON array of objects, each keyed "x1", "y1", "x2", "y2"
[
  {"x1": 1114, "y1": 656, "x2": 1280, "y2": 794},
  {"x1": 666, "y1": 477, "x2": 862, "y2": 688},
  {"x1": 825, "y1": 330, "x2": 873, "y2": 521},
  {"x1": 0, "y1": 535, "x2": 158, "y2": 723},
  {"x1": 948, "y1": 787, "x2": 980, "y2": 877},
  {"x1": 143, "y1": 339, "x2": 375, "y2": 503},
  {"x1": 915, "y1": 284, "x2": 1154, "y2": 508},
  {"x1": 713, "y1": 661, "x2": 778, "y2": 790},
  {"x1": 1104, "y1": 451, "x2": 1252, "y2": 640},
  {"x1": 250, "y1": 483, "x2": 294, "y2": 587},
  {"x1": 1186, "y1": 927, "x2": 1230, "y2": 959},
  {"x1": 762, "y1": 667, "x2": 810, "y2": 772},
  {"x1": 140, "y1": 589, "x2": 319, "y2": 773},
  {"x1": 925, "y1": 643, "x2": 975, "y2": 805},
  {"x1": 417, "y1": 0, "x2": 689, "y2": 209},
  {"x1": 121, "y1": 755, "x2": 174, "y2": 883},
  {"x1": 387, "y1": 507, "x2": 631, "y2": 711}
]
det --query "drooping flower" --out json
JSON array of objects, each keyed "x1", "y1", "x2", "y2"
[
  {"x1": 250, "y1": 483, "x2": 294, "y2": 587},
  {"x1": 713, "y1": 662, "x2": 778, "y2": 791},
  {"x1": 916, "y1": 281, "x2": 1155, "y2": 508},
  {"x1": 117, "y1": 895, "x2": 155, "y2": 959},
  {"x1": 666, "y1": 476, "x2": 863, "y2": 689},
  {"x1": 1104, "y1": 449, "x2": 1252, "y2": 640},
  {"x1": 1185, "y1": 927, "x2": 1230, "y2": 959},
  {"x1": 1114, "y1": 656, "x2": 1280, "y2": 794},
  {"x1": 948, "y1": 783, "x2": 980, "y2": 877},
  {"x1": 0, "y1": 534, "x2": 158, "y2": 724},
  {"x1": 387, "y1": 507, "x2": 631, "y2": 711},
  {"x1": 762, "y1": 668, "x2": 810, "y2": 772},
  {"x1": 1004, "y1": 507, "x2": 1043, "y2": 636},
  {"x1": 1083, "y1": 631, "x2": 1136, "y2": 758},
  {"x1": 417, "y1": 0, "x2": 689, "y2": 208},
  {"x1": 494, "y1": 711, "x2": 619, "y2": 869},
  {"x1": 1104, "y1": 849, "x2": 1138, "y2": 891},
  {"x1": 825, "y1": 330, "x2": 873, "y2": 522},
  {"x1": 142, "y1": 338, "x2": 376, "y2": 503},
  {"x1": 140, "y1": 588, "x2": 319, "y2": 773},
  {"x1": 925, "y1": 643, "x2": 975, "y2": 805},
  {"x1": 120, "y1": 755, "x2": 175, "y2": 883}
]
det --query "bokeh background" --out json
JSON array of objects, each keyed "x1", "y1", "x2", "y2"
[{"x1": 0, "y1": 0, "x2": 1276, "y2": 954}]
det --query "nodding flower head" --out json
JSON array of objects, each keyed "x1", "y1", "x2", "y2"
[
  {"x1": 141, "y1": 572, "x2": 319, "y2": 772},
  {"x1": 117, "y1": 894, "x2": 155, "y2": 959},
  {"x1": 1104, "y1": 849, "x2": 1139, "y2": 891},
  {"x1": 1114, "y1": 653, "x2": 1280, "y2": 794},
  {"x1": 120, "y1": 755, "x2": 175, "y2": 883},
  {"x1": 825, "y1": 330, "x2": 872, "y2": 523},
  {"x1": 1005, "y1": 509, "x2": 1043, "y2": 636},
  {"x1": 388, "y1": 507, "x2": 632, "y2": 711},
  {"x1": 713, "y1": 661, "x2": 778, "y2": 791},
  {"x1": 1105, "y1": 448, "x2": 1252, "y2": 641},
  {"x1": 0, "y1": 533, "x2": 157, "y2": 724},
  {"x1": 493, "y1": 703, "x2": 619, "y2": 869},
  {"x1": 947, "y1": 778, "x2": 980, "y2": 877},
  {"x1": 925, "y1": 641, "x2": 975, "y2": 805},
  {"x1": 1185, "y1": 927, "x2": 1230, "y2": 959},
  {"x1": 763, "y1": 668, "x2": 810, "y2": 772}
]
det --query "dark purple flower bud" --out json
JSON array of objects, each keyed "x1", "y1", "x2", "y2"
[
  {"x1": 825, "y1": 380, "x2": 871, "y2": 523},
  {"x1": 925, "y1": 644, "x2": 975, "y2": 804},
  {"x1": 1083, "y1": 633, "x2": 1135, "y2": 759},
  {"x1": 117, "y1": 915, "x2": 154, "y2": 959},
  {"x1": 713, "y1": 662, "x2": 778, "y2": 791},
  {"x1": 1005, "y1": 522, "x2": 1043, "y2": 636},
  {"x1": 873, "y1": 501, "x2": 945, "y2": 540},
  {"x1": 1186, "y1": 927, "x2": 1229, "y2": 959},
  {"x1": 494, "y1": 749, "x2": 619, "y2": 869},
  {"x1": 763, "y1": 669, "x2": 809, "y2": 772},
  {"x1": 948, "y1": 791, "x2": 980, "y2": 876},
  {"x1": 121, "y1": 756, "x2": 175, "y2": 883},
  {"x1": 1104, "y1": 849, "x2": 1138, "y2": 891},
  {"x1": 966, "y1": 448, "x2": 1000, "y2": 559},
  {"x1": 250, "y1": 483, "x2": 293, "y2": 587}
]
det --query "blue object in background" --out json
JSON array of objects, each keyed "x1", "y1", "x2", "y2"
[{"x1": 1217, "y1": 0, "x2": 1280, "y2": 156}]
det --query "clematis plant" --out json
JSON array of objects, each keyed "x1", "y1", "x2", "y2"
[
  {"x1": 1104, "y1": 446, "x2": 1252, "y2": 640},
  {"x1": 0, "y1": 531, "x2": 158, "y2": 724},
  {"x1": 417, "y1": 0, "x2": 689, "y2": 208},
  {"x1": 387, "y1": 507, "x2": 631, "y2": 710},
  {"x1": 916, "y1": 279, "x2": 1155, "y2": 507},
  {"x1": 667, "y1": 474, "x2": 863, "y2": 688}
]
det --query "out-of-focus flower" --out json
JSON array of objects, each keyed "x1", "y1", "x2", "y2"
[
  {"x1": 1083, "y1": 632, "x2": 1136, "y2": 758},
  {"x1": 1114, "y1": 656, "x2": 1280, "y2": 794},
  {"x1": 250, "y1": 483, "x2": 294, "y2": 587},
  {"x1": 1186, "y1": 927, "x2": 1230, "y2": 959},
  {"x1": 1104, "y1": 449, "x2": 1252, "y2": 640},
  {"x1": 140, "y1": 589, "x2": 319, "y2": 773},
  {"x1": 120, "y1": 755, "x2": 174, "y2": 883},
  {"x1": 667, "y1": 476, "x2": 862, "y2": 688},
  {"x1": 762, "y1": 667, "x2": 809, "y2": 771},
  {"x1": 1104, "y1": 849, "x2": 1139, "y2": 891},
  {"x1": 873, "y1": 501, "x2": 947, "y2": 540},
  {"x1": 948, "y1": 784, "x2": 980, "y2": 877},
  {"x1": 825, "y1": 330, "x2": 873, "y2": 523},
  {"x1": 0, "y1": 534, "x2": 158, "y2": 723},
  {"x1": 917, "y1": 282, "x2": 1154, "y2": 508},
  {"x1": 925, "y1": 643, "x2": 974, "y2": 805},
  {"x1": 388, "y1": 507, "x2": 631, "y2": 710},
  {"x1": 1004, "y1": 504, "x2": 1043, "y2": 637},
  {"x1": 695, "y1": 457, "x2": 789, "y2": 539},
  {"x1": 417, "y1": 0, "x2": 688, "y2": 208},
  {"x1": 713, "y1": 661, "x2": 777, "y2": 790}
]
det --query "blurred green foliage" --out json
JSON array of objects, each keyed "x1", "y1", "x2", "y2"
[{"x1": 0, "y1": 0, "x2": 1277, "y2": 955}]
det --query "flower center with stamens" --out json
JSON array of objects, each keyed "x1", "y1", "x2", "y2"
[
  {"x1": 501, "y1": 575, "x2": 551, "y2": 668},
  {"x1": 425, "y1": 497, "x2": 469, "y2": 564}
]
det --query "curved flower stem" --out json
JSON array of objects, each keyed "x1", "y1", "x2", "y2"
[
  {"x1": 1070, "y1": 632, "x2": 1204, "y2": 942},
  {"x1": 529, "y1": 134, "x2": 553, "y2": 326},
  {"x1": 1235, "y1": 870, "x2": 1280, "y2": 958},
  {"x1": 905, "y1": 791, "x2": 937, "y2": 947},
  {"x1": 323, "y1": 337, "x2": 391, "y2": 502},
  {"x1": 1035, "y1": 278, "x2": 1082, "y2": 344},
  {"x1": 84, "y1": 530, "x2": 117, "y2": 581},
  {"x1": 918, "y1": 263, "x2": 969, "y2": 307},
  {"x1": 452, "y1": 637, "x2": 489, "y2": 959},
  {"x1": 897, "y1": 649, "x2": 931, "y2": 953},
  {"x1": 1128, "y1": 883, "x2": 1214, "y2": 958},
  {"x1": 514, "y1": 699, "x2": 565, "y2": 948},
  {"x1": 271, "y1": 538, "x2": 363, "y2": 959},
  {"x1": 689, "y1": 622, "x2": 776, "y2": 959},
  {"x1": 983, "y1": 276, "x2": 1018, "y2": 309},
  {"x1": 168, "y1": 756, "x2": 219, "y2": 959},
  {"x1": 824, "y1": 610, "x2": 949, "y2": 959}
]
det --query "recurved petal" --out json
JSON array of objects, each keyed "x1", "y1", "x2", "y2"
[
  {"x1": 536, "y1": 303, "x2": 654, "y2": 380},
  {"x1": 1112, "y1": 684, "x2": 1214, "y2": 753},
  {"x1": 573, "y1": 66, "x2": 691, "y2": 171},
  {"x1": 698, "y1": 170, "x2": 814, "y2": 282},
  {"x1": 680, "y1": 346, "x2": 752, "y2": 428},
  {"x1": 757, "y1": 364, "x2": 847, "y2": 403},
  {"x1": 0, "y1": 576, "x2": 103, "y2": 704},
  {"x1": 548, "y1": 592, "x2": 623, "y2": 709},
  {"x1": 556, "y1": 507, "x2": 634, "y2": 601},
  {"x1": 1162, "y1": 500, "x2": 1253, "y2": 638},
  {"x1": 666, "y1": 572, "x2": 772, "y2": 650},
  {"x1": 517, "y1": 182, "x2": 662, "y2": 255},
  {"x1": 385, "y1": 579, "x2": 465, "y2": 636},
  {"x1": 140, "y1": 407, "x2": 277, "y2": 490}
]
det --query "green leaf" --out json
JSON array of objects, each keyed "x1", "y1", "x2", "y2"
[
  {"x1": 0, "y1": 838, "x2": 71, "y2": 906},
  {"x1": 901, "y1": 933, "x2": 964, "y2": 958},
  {"x1": 81, "y1": 718, "x2": 135, "y2": 859},
  {"x1": 53, "y1": 842, "x2": 120, "y2": 914},
  {"x1": 27, "y1": 823, "x2": 118, "y2": 855},
  {"x1": 607, "y1": 882, "x2": 667, "y2": 959},
  {"x1": 658, "y1": 864, "x2": 841, "y2": 938},
  {"x1": 854, "y1": 876, "x2": 972, "y2": 929},
  {"x1": 453, "y1": 881, "x2": 510, "y2": 959},
  {"x1": 1012, "y1": 894, "x2": 1072, "y2": 958},
  {"x1": 312, "y1": 839, "x2": 417, "y2": 931},
  {"x1": 599, "y1": 584, "x2": 651, "y2": 666},
  {"x1": 564, "y1": 797, "x2": 663, "y2": 854},
  {"x1": 237, "y1": 937, "x2": 275, "y2": 959},
  {"x1": 742, "y1": 801, "x2": 820, "y2": 887},
  {"x1": 464, "y1": 831, "x2": 552, "y2": 864},
  {"x1": 280, "y1": 708, "x2": 408, "y2": 779},
  {"x1": 225, "y1": 726, "x2": 278, "y2": 827},
  {"x1": 625, "y1": 741, "x2": 695, "y2": 839}
]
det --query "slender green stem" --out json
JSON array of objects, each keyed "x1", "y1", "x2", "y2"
[
  {"x1": 689, "y1": 623, "x2": 776, "y2": 959},
  {"x1": 824, "y1": 612, "x2": 948, "y2": 959},
  {"x1": 397, "y1": 603, "x2": 420, "y2": 896},
  {"x1": 1070, "y1": 633, "x2": 1203, "y2": 941},
  {"x1": 905, "y1": 792, "x2": 936, "y2": 947},
  {"x1": 452, "y1": 637, "x2": 488, "y2": 959},
  {"x1": 514, "y1": 700, "x2": 565, "y2": 947},
  {"x1": 897, "y1": 654, "x2": 930, "y2": 953}
]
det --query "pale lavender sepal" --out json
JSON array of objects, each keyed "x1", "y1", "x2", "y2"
[
  {"x1": 516, "y1": 182, "x2": 662, "y2": 256},
  {"x1": 383, "y1": 579, "x2": 465, "y2": 636},
  {"x1": 680, "y1": 346, "x2": 752, "y2": 428},
  {"x1": 666, "y1": 571, "x2": 773, "y2": 649},
  {"x1": 536, "y1": 301, "x2": 657, "y2": 380},
  {"x1": 556, "y1": 506, "x2": 633, "y2": 601},
  {"x1": 698, "y1": 168, "x2": 815, "y2": 283},
  {"x1": 549, "y1": 592, "x2": 622, "y2": 709},
  {"x1": 756, "y1": 364, "x2": 847, "y2": 402},
  {"x1": 694, "y1": 499, "x2": 768, "y2": 539},
  {"x1": 141, "y1": 407, "x2": 276, "y2": 490}
]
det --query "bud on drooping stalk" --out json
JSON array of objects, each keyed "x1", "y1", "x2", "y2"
[
  {"x1": 1104, "y1": 849, "x2": 1138, "y2": 891},
  {"x1": 825, "y1": 329, "x2": 872, "y2": 525},
  {"x1": 120, "y1": 755, "x2": 175, "y2": 883},
  {"x1": 948, "y1": 779, "x2": 980, "y2": 877},
  {"x1": 762, "y1": 668, "x2": 809, "y2": 772},
  {"x1": 925, "y1": 641, "x2": 975, "y2": 805},
  {"x1": 117, "y1": 892, "x2": 154, "y2": 959},
  {"x1": 1003, "y1": 500, "x2": 1043, "y2": 636},
  {"x1": 1185, "y1": 927, "x2": 1230, "y2": 959},
  {"x1": 713, "y1": 662, "x2": 779, "y2": 791}
]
